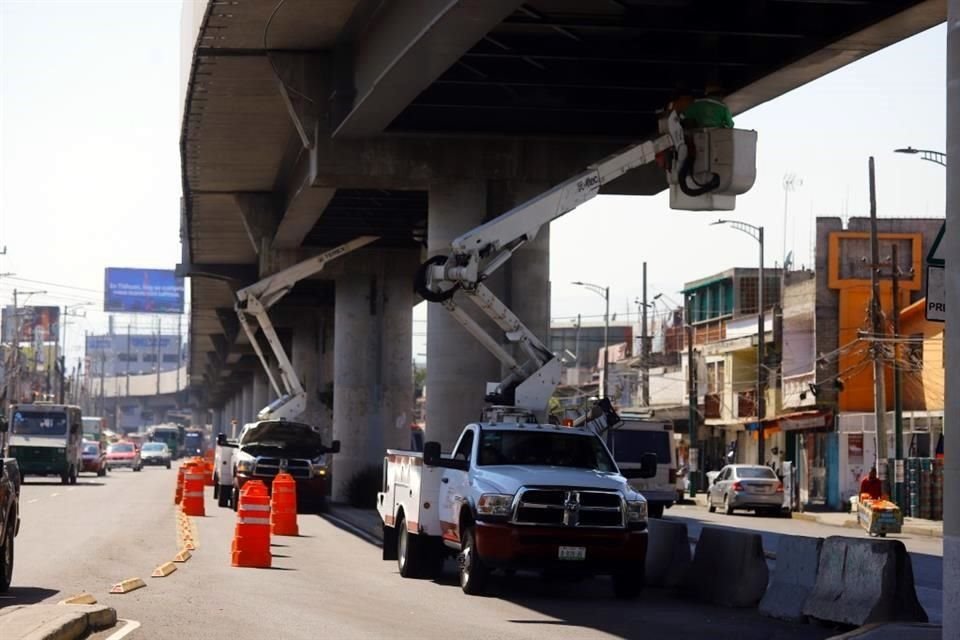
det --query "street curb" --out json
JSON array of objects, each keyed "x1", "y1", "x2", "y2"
[
  {"x1": 792, "y1": 512, "x2": 942, "y2": 538},
  {"x1": 322, "y1": 512, "x2": 383, "y2": 547},
  {"x1": 0, "y1": 604, "x2": 118, "y2": 640}
]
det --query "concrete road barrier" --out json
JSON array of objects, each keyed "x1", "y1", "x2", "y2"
[
  {"x1": 684, "y1": 526, "x2": 769, "y2": 607},
  {"x1": 759, "y1": 535, "x2": 823, "y2": 622},
  {"x1": 645, "y1": 518, "x2": 691, "y2": 589},
  {"x1": 802, "y1": 536, "x2": 928, "y2": 627}
]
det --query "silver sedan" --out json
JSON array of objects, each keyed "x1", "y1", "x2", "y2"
[{"x1": 707, "y1": 464, "x2": 785, "y2": 515}]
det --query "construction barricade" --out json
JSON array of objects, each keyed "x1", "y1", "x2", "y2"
[
  {"x1": 271, "y1": 473, "x2": 299, "y2": 536},
  {"x1": 181, "y1": 462, "x2": 206, "y2": 517},
  {"x1": 232, "y1": 480, "x2": 272, "y2": 568}
]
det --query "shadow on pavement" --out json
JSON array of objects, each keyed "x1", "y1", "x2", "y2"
[{"x1": 0, "y1": 586, "x2": 59, "y2": 607}]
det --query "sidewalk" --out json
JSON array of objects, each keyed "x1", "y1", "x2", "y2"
[
  {"x1": 691, "y1": 494, "x2": 943, "y2": 538},
  {"x1": 326, "y1": 503, "x2": 383, "y2": 544}
]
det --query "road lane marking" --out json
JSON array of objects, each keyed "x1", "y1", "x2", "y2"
[
  {"x1": 50, "y1": 493, "x2": 60, "y2": 498},
  {"x1": 27, "y1": 499, "x2": 38, "y2": 504},
  {"x1": 104, "y1": 619, "x2": 141, "y2": 640},
  {"x1": 67, "y1": 487, "x2": 75, "y2": 492}
]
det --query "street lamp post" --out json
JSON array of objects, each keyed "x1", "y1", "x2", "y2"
[
  {"x1": 712, "y1": 220, "x2": 767, "y2": 465},
  {"x1": 572, "y1": 281, "x2": 610, "y2": 399},
  {"x1": 894, "y1": 146, "x2": 947, "y2": 167}
]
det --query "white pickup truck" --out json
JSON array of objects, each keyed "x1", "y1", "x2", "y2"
[{"x1": 376, "y1": 411, "x2": 656, "y2": 597}]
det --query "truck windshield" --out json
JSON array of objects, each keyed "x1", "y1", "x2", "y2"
[
  {"x1": 12, "y1": 411, "x2": 68, "y2": 436},
  {"x1": 477, "y1": 430, "x2": 616, "y2": 472}
]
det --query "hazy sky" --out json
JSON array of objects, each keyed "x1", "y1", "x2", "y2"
[{"x1": 0, "y1": 3, "x2": 948, "y2": 365}]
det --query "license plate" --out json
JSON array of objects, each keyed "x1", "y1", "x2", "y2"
[{"x1": 558, "y1": 546, "x2": 586, "y2": 561}]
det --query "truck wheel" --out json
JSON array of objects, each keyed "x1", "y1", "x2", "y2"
[
  {"x1": 231, "y1": 486, "x2": 239, "y2": 512},
  {"x1": 97, "y1": 465, "x2": 106, "y2": 478},
  {"x1": 69, "y1": 467, "x2": 78, "y2": 485},
  {"x1": 648, "y1": 503, "x2": 664, "y2": 519},
  {"x1": 458, "y1": 526, "x2": 488, "y2": 595},
  {"x1": 218, "y1": 486, "x2": 231, "y2": 508},
  {"x1": 0, "y1": 522, "x2": 14, "y2": 593},
  {"x1": 612, "y1": 563, "x2": 645, "y2": 599},
  {"x1": 397, "y1": 516, "x2": 421, "y2": 578},
  {"x1": 213, "y1": 480, "x2": 220, "y2": 500},
  {"x1": 60, "y1": 472, "x2": 69, "y2": 485},
  {"x1": 166, "y1": 461, "x2": 171, "y2": 470},
  {"x1": 724, "y1": 494, "x2": 734, "y2": 515}
]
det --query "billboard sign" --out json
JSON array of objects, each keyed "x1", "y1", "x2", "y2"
[
  {"x1": 104, "y1": 268, "x2": 184, "y2": 314},
  {"x1": 2, "y1": 306, "x2": 60, "y2": 343}
]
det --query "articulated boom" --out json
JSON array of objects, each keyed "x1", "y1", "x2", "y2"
[
  {"x1": 234, "y1": 236, "x2": 378, "y2": 421},
  {"x1": 417, "y1": 110, "x2": 757, "y2": 420}
]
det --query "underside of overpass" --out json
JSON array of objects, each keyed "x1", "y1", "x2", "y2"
[{"x1": 178, "y1": 0, "x2": 943, "y2": 460}]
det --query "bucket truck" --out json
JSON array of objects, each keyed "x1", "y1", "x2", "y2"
[
  {"x1": 212, "y1": 236, "x2": 376, "y2": 509},
  {"x1": 377, "y1": 110, "x2": 757, "y2": 594}
]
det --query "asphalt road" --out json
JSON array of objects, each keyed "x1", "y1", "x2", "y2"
[
  {"x1": 665, "y1": 502, "x2": 943, "y2": 624},
  {"x1": 1, "y1": 468, "x2": 844, "y2": 639}
]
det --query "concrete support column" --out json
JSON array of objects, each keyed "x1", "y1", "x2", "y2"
[
  {"x1": 332, "y1": 250, "x2": 416, "y2": 502},
  {"x1": 212, "y1": 407, "x2": 223, "y2": 436},
  {"x1": 426, "y1": 181, "x2": 552, "y2": 447},
  {"x1": 251, "y1": 370, "x2": 269, "y2": 422},
  {"x1": 290, "y1": 306, "x2": 334, "y2": 440},
  {"x1": 944, "y1": 3, "x2": 959, "y2": 636},
  {"x1": 426, "y1": 181, "x2": 501, "y2": 448},
  {"x1": 191, "y1": 408, "x2": 206, "y2": 429},
  {"x1": 241, "y1": 380, "x2": 254, "y2": 425}
]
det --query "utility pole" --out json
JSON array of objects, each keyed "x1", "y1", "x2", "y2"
[
  {"x1": 99, "y1": 352, "x2": 106, "y2": 416},
  {"x1": 868, "y1": 157, "x2": 890, "y2": 492},
  {"x1": 687, "y1": 322, "x2": 698, "y2": 498},
  {"x1": 641, "y1": 262, "x2": 650, "y2": 407},
  {"x1": 156, "y1": 316, "x2": 162, "y2": 395},
  {"x1": 757, "y1": 227, "x2": 767, "y2": 466},
  {"x1": 602, "y1": 287, "x2": 609, "y2": 399},
  {"x1": 891, "y1": 243, "x2": 904, "y2": 507}
]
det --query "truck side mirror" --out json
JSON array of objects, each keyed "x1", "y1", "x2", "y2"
[
  {"x1": 216, "y1": 433, "x2": 227, "y2": 447},
  {"x1": 328, "y1": 440, "x2": 341, "y2": 454},
  {"x1": 423, "y1": 441, "x2": 442, "y2": 466},
  {"x1": 638, "y1": 452, "x2": 658, "y2": 479},
  {"x1": 0, "y1": 416, "x2": 7, "y2": 433}
]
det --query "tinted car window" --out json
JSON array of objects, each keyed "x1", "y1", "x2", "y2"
[
  {"x1": 108, "y1": 443, "x2": 134, "y2": 453},
  {"x1": 477, "y1": 430, "x2": 616, "y2": 472},
  {"x1": 12, "y1": 411, "x2": 67, "y2": 435},
  {"x1": 735, "y1": 466, "x2": 777, "y2": 479}
]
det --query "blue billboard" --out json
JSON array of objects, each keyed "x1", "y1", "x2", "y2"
[{"x1": 104, "y1": 268, "x2": 184, "y2": 314}]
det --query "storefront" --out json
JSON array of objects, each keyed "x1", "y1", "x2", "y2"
[{"x1": 777, "y1": 411, "x2": 836, "y2": 511}]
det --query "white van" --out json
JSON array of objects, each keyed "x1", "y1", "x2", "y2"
[{"x1": 606, "y1": 413, "x2": 678, "y2": 518}]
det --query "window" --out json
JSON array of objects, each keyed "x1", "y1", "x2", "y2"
[
  {"x1": 12, "y1": 411, "x2": 67, "y2": 435},
  {"x1": 735, "y1": 466, "x2": 777, "y2": 480},
  {"x1": 118, "y1": 353, "x2": 137, "y2": 362},
  {"x1": 453, "y1": 429, "x2": 474, "y2": 462},
  {"x1": 610, "y1": 430, "x2": 672, "y2": 464},
  {"x1": 707, "y1": 361, "x2": 725, "y2": 394},
  {"x1": 477, "y1": 430, "x2": 616, "y2": 472},
  {"x1": 162, "y1": 354, "x2": 179, "y2": 363},
  {"x1": 142, "y1": 354, "x2": 157, "y2": 363}
]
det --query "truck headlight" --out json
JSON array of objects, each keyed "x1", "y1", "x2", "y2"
[
  {"x1": 312, "y1": 465, "x2": 328, "y2": 477},
  {"x1": 476, "y1": 493, "x2": 514, "y2": 518},
  {"x1": 236, "y1": 460, "x2": 255, "y2": 474},
  {"x1": 626, "y1": 500, "x2": 648, "y2": 523}
]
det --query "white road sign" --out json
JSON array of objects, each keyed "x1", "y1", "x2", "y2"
[{"x1": 926, "y1": 264, "x2": 945, "y2": 322}]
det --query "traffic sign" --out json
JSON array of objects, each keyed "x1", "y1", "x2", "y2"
[
  {"x1": 925, "y1": 264, "x2": 945, "y2": 322},
  {"x1": 927, "y1": 221, "x2": 945, "y2": 266}
]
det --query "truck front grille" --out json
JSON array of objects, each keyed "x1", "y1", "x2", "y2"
[
  {"x1": 512, "y1": 488, "x2": 624, "y2": 529},
  {"x1": 253, "y1": 457, "x2": 311, "y2": 479}
]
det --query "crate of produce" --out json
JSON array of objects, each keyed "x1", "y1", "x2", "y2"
[{"x1": 858, "y1": 498, "x2": 903, "y2": 537}]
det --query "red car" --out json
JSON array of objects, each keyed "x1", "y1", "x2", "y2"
[
  {"x1": 106, "y1": 442, "x2": 142, "y2": 472},
  {"x1": 80, "y1": 441, "x2": 108, "y2": 476}
]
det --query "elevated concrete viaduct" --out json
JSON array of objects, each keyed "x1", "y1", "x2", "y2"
[{"x1": 179, "y1": 0, "x2": 944, "y2": 500}]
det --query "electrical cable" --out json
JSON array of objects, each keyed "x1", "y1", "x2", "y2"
[{"x1": 263, "y1": 0, "x2": 316, "y2": 105}]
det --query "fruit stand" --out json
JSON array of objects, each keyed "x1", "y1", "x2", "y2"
[{"x1": 857, "y1": 496, "x2": 903, "y2": 537}]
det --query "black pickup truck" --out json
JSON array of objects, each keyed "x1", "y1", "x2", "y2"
[{"x1": 0, "y1": 416, "x2": 21, "y2": 592}]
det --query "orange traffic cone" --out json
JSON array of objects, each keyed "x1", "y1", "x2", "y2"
[
  {"x1": 174, "y1": 463, "x2": 186, "y2": 505},
  {"x1": 270, "y1": 473, "x2": 299, "y2": 536},
  {"x1": 181, "y1": 462, "x2": 206, "y2": 517},
  {"x1": 231, "y1": 481, "x2": 272, "y2": 568}
]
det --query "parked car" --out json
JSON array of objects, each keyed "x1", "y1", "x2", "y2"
[
  {"x1": 140, "y1": 442, "x2": 172, "y2": 469},
  {"x1": 80, "y1": 441, "x2": 108, "y2": 476},
  {"x1": 105, "y1": 442, "x2": 142, "y2": 472},
  {"x1": 707, "y1": 464, "x2": 785, "y2": 516}
]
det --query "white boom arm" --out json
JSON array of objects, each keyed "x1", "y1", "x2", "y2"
[
  {"x1": 417, "y1": 111, "x2": 753, "y2": 421},
  {"x1": 235, "y1": 236, "x2": 378, "y2": 421}
]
